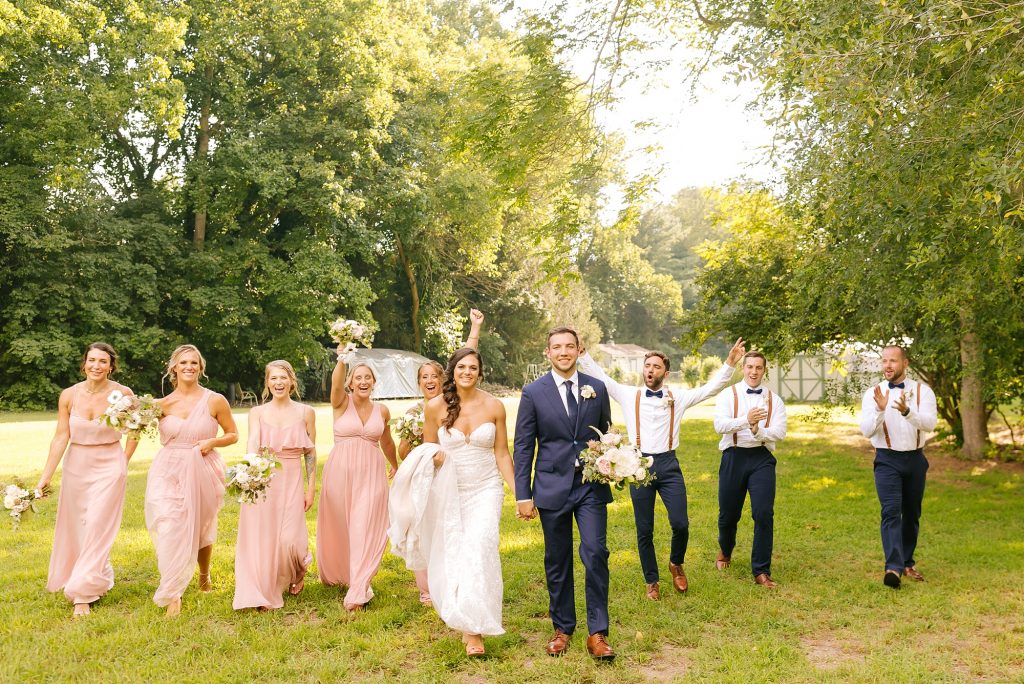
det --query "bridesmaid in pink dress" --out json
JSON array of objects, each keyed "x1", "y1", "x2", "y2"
[
  {"x1": 233, "y1": 360, "x2": 316, "y2": 610},
  {"x1": 36, "y1": 342, "x2": 138, "y2": 618},
  {"x1": 396, "y1": 309, "x2": 484, "y2": 605},
  {"x1": 145, "y1": 344, "x2": 238, "y2": 617},
  {"x1": 317, "y1": 352, "x2": 398, "y2": 611}
]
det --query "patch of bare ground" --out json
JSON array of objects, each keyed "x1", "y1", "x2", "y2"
[
  {"x1": 800, "y1": 635, "x2": 866, "y2": 671},
  {"x1": 637, "y1": 642, "x2": 693, "y2": 681}
]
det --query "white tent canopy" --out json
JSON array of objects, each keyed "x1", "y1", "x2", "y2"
[{"x1": 345, "y1": 348, "x2": 432, "y2": 399}]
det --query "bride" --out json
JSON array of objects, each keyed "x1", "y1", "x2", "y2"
[{"x1": 389, "y1": 347, "x2": 515, "y2": 657}]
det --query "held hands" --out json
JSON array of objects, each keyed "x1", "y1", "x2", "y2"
[
  {"x1": 726, "y1": 337, "x2": 746, "y2": 367},
  {"x1": 516, "y1": 500, "x2": 537, "y2": 521},
  {"x1": 872, "y1": 386, "x2": 890, "y2": 412}
]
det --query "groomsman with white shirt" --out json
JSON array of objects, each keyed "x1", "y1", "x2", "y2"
[
  {"x1": 713, "y1": 350, "x2": 787, "y2": 588},
  {"x1": 859, "y1": 345, "x2": 937, "y2": 589},
  {"x1": 577, "y1": 338, "x2": 746, "y2": 600}
]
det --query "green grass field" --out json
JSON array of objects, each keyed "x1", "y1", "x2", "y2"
[{"x1": 1, "y1": 399, "x2": 1022, "y2": 682}]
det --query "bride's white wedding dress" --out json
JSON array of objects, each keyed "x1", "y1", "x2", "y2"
[{"x1": 430, "y1": 423, "x2": 505, "y2": 635}]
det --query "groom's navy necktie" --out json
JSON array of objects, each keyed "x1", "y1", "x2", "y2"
[{"x1": 564, "y1": 379, "x2": 579, "y2": 429}]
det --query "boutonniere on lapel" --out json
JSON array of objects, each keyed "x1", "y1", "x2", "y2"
[
  {"x1": 579, "y1": 385, "x2": 596, "y2": 400},
  {"x1": 662, "y1": 396, "x2": 674, "y2": 408}
]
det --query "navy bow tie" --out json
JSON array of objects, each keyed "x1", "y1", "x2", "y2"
[
  {"x1": 888, "y1": 382, "x2": 905, "y2": 389},
  {"x1": 746, "y1": 388, "x2": 763, "y2": 394},
  {"x1": 646, "y1": 389, "x2": 663, "y2": 398}
]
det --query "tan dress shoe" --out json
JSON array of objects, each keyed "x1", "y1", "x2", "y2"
[
  {"x1": 645, "y1": 581, "x2": 660, "y2": 600},
  {"x1": 715, "y1": 550, "x2": 731, "y2": 570},
  {"x1": 586, "y1": 633, "x2": 616, "y2": 661},
  {"x1": 904, "y1": 566, "x2": 925, "y2": 581},
  {"x1": 546, "y1": 629, "x2": 570, "y2": 657},
  {"x1": 669, "y1": 562, "x2": 688, "y2": 592},
  {"x1": 754, "y1": 573, "x2": 778, "y2": 588}
]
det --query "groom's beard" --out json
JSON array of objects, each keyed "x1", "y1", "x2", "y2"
[{"x1": 645, "y1": 376, "x2": 665, "y2": 390}]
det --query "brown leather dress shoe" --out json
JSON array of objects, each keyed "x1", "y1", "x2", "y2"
[
  {"x1": 669, "y1": 562, "x2": 689, "y2": 593},
  {"x1": 754, "y1": 573, "x2": 778, "y2": 588},
  {"x1": 546, "y1": 629, "x2": 570, "y2": 657},
  {"x1": 904, "y1": 566, "x2": 925, "y2": 582},
  {"x1": 645, "y1": 581, "x2": 660, "y2": 600},
  {"x1": 715, "y1": 550, "x2": 731, "y2": 570},
  {"x1": 586, "y1": 633, "x2": 615, "y2": 661}
]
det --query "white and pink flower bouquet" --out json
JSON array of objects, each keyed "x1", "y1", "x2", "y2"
[
  {"x1": 328, "y1": 318, "x2": 376, "y2": 356},
  {"x1": 99, "y1": 390, "x2": 163, "y2": 439},
  {"x1": 3, "y1": 480, "x2": 49, "y2": 529},
  {"x1": 579, "y1": 428, "x2": 656, "y2": 490},
  {"x1": 394, "y1": 404, "x2": 425, "y2": 447},
  {"x1": 225, "y1": 448, "x2": 280, "y2": 505}
]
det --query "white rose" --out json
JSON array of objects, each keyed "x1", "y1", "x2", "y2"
[
  {"x1": 234, "y1": 469, "x2": 251, "y2": 484},
  {"x1": 4, "y1": 494, "x2": 16, "y2": 509},
  {"x1": 600, "y1": 432, "x2": 620, "y2": 446},
  {"x1": 107, "y1": 390, "x2": 124, "y2": 404},
  {"x1": 5, "y1": 484, "x2": 18, "y2": 497},
  {"x1": 633, "y1": 466, "x2": 648, "y2": 480}
]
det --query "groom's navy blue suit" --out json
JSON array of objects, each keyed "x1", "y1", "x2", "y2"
[{"x1": 514, "y1": 371, "x2": 613, "y2": 637}]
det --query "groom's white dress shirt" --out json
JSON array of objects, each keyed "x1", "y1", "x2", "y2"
[
  {"x1": 551, "y1": 370, "x2": 580, "y2": 413},
  {"x1": 577, "y1": 352, "x2": 735, "y2": 453}
]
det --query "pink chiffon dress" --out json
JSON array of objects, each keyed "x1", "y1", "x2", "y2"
[
  {"x1": 46, "y1": 389, "x2": 128, "y2": 604},
  {"x1": 144, "y1": 389, "x2": 226, "y2": 606},
  {"x1": 316, "y1": 400, "x2": 389, "y2": 607},
  {"x1": 233, "y1": 416, "x2": 314, "y2": 609}
]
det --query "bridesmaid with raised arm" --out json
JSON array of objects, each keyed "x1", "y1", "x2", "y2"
[
  {"x1": 396, "y1": 309, "x2": 484, "y2": 605},
  {"x1": 37, "y1": 342, "x2": 138, "y2": 617},
  {"x1": 145, "y1": 344, "x2": 238, "y2": 617},
  {"x1": 233, "y1": 360, "x2": 316, "y2": 611},
  {"x1": 317, "y1": 351, "x2": 399, "y2": 611}
]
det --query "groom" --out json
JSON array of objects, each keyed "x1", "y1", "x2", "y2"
[{"x1": 514, "y1": 327, "x2": 615, "y2": 660}]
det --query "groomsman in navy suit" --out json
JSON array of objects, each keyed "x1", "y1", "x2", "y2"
[
  {"x1": 859, "y1": 345, "x2": 937, "y2": 589},
  {"x1": 514, "y1": 327, "x2": 615, "y2": 660}
]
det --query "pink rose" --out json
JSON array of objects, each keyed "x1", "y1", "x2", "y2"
[{"x1": 596, "y1": 457, "x2": 612, "y2": 476}]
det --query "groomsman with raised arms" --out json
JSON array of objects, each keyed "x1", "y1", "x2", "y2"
[
  {"x1": 712, "y1": 350, "x2": 787, "y2": 588},
  {"x1": 859, "y1": 345, "x2": 937, "y2": 589},
  {"x1": 577, "y1": 337, "x2": 745, "y2": 600}
]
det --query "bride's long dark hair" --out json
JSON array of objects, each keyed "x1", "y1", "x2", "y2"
[{"x1": 442, "y1": 347, "x2": 484, "y2": 429}]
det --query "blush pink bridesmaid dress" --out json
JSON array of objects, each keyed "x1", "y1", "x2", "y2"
[
  {"x1": 46, "y1": 389, "x2": 128, "y2": 605},
  {"x1": 144, "y1": 389, "x2": 226, "y2": 607},
  {"x1": 316, "y1": 401, "x2": 389, "y2": 608},
  {"x1": 233, "y1": 417, "x2": 314, "y2": 610}
]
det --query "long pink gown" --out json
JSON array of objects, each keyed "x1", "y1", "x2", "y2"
[
  {"x1": 144, "y1": 389, "x2": 226, "y2": 606},
  {"x1": 233, "y1": 417, "x2": 314, "y2": 610},
  {"x1": 317, "y1": 400, "x2": 388, "y2": 607},
  {"x1": 46, "y1": 390, "x2": 128, "y2": 604}
]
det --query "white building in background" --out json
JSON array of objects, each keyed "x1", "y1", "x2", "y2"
[{"x1": 593, "y1": 342, "x2": 651, "y2": 376}]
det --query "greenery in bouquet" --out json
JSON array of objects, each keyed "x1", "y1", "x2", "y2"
[
  {"x1": 578, "y1": 428, "x2": 656, "y2": 490},
  {"x1": 225, "y1": 447, "x2": 280, "y2": 505}
]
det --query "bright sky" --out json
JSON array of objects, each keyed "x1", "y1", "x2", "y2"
[{"x1": 507, "y1": 1, "x2": 778, "y2": 202}]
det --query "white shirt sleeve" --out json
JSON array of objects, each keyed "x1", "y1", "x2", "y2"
[
  {"x1": 577, "y1": 352, "x2": 630, "y2": 406},
  {"x1": 903, "y1": 383, "x2": 938, "y2": 433},
  {"x1": 679, "y1": 363, "x2": 736, "y2": 411},
  {"x1": 859, "y1": 386, "x2": 885, "y2": 438},
  {"x1": 761, "y1": 394, "x2": 787, "y2": 443},
  {"x1": 713, "y1": 386, "x2": 748, "y2": 435}
]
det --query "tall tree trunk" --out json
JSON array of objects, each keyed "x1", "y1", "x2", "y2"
[
  {"x1": 396, "y1": 236, "x2": 421, "y2": 353},
  {"x1": 959, "y1": 311, "x2": 988, "y2": 459},
  {"x1": 193, "y1": 64, "x2": 213, "y2": 250}
]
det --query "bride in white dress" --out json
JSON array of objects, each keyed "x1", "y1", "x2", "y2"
[{"x1": 390, "y1": 347, "x2": 515, "y2": 657}]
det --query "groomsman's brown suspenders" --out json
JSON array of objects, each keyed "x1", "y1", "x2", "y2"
[
  {"x1": 881, "y1": 383, "x2": 924, "y2": 449},
  {"x1": 635, "y1": 389, "x2": 675, "y2": 452},
  {"x1": 731, "y1": 385, "x2": 773, "y2": 446}
]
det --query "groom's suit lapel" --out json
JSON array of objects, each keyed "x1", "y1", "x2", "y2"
[{"x1": 538, "y1": 373, "x2": 574, "y2": 435}]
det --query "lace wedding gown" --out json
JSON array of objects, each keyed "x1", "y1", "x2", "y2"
[{"x1": 430, "y1": 423, "x2": 505, "y2": 636}]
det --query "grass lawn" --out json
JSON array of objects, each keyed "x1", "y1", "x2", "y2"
[{"x1": 1, "y1": 398, "x2": 1022, "y2": 682}]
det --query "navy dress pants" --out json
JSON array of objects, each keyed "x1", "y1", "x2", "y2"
[
  {"x1": 873, "y1": 447, "x2": 928, "y2": 572},
  {"x1": 630, "y1": 450, "x2": 689, "y2": 583},
  {"x1": 718, "y1": 445, "x2": 777, "y2": 577}
]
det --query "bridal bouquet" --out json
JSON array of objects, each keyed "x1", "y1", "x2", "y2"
[
  {"x1": 100, "y1": 390, "x2": 163, "y2": 439},
  {"x1": 4, "y1": 481, "x2": 49, "y2": 529},
  {"x1": 394, "y1": 404, "x2": 425, "y2": 447},
  {"x1": 579, "y1": 428, "x2": 656, "y2": 490},
  {"x1": 225, "y1": 448, "x2": 280, "y2": 504},
  {"x1": 329, "y1": 318, "x2": 376, "y2": 356}
]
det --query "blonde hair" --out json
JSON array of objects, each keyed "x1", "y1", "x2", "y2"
[
  {"x1": 163, "y1": 344, "x2": 208, "y2": 389},
  {"x1": 344, "y1": 362, "x2": 377, "y2": 394},
  {"x1": 262, "y1": 360, "x2": 301, "y2": 402}
]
